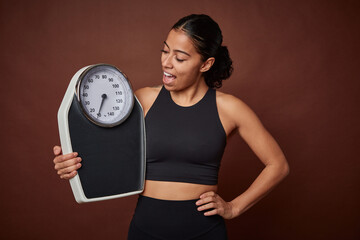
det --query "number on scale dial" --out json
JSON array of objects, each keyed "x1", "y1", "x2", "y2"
[{"x1": 76, "y1": 64, "x2": 134, "y2": 127}]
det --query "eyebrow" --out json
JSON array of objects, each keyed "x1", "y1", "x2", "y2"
[{"x1": 164, "y1": 41, "x2": 191, "y2": 57}]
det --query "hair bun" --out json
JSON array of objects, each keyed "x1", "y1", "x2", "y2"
[{"x1": 204, "y1": 45, "x2": 233, "y2": 88}]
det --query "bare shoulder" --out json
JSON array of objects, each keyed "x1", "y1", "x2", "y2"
[
  {"x1": 216, "y1": 90, "x2": 253, "y2": 116},
  {"x1": 135, "y1": 85, "x2": 162, "y2": 101},
  {"x1": 216, "y1": 90, "x2": 262, "y2": 130},
  {"x1": 135, "y1": 85, "x2": 162, "y2": 115}
]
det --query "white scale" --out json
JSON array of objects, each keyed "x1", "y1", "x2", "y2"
[{"x1": 58, "y1": 64, "x2": 145, "y2": 203}]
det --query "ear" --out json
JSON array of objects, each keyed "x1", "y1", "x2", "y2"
[{"x1": 200, "y1": 57, "x2": 215, "y2": 73}]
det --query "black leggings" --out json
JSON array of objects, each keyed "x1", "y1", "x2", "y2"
[{"x1": 128, "y1": 195, "x2": 228, "y2": 240}]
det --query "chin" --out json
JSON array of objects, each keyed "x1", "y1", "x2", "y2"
[
  {"x1": 163, "y1": 83, "x2": 177, "y2": 92},
  {"x1": 162, "y1": 79, "x2": 178, "y2": 91}
]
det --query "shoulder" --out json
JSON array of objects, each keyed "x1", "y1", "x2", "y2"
[
  {"x1": 216, "y1": 90, "x2": 251, "y2": 115},
  {"x1": 135, "y1": 85, "x2": 162, "y2": 115},
  {"x1": 215, "y1": 90, "x2": 261, "y2": 129},
  {"x1": 135, "y1": 85, "x2": 162, "y2": 101}
]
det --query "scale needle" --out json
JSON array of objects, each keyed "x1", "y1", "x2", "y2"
[{"x1": 97, "y1": 94, "x2": 107, "y2": 117}]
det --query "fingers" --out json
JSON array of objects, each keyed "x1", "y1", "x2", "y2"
[
  {"x1": 202, "y1": 209, "x2": 219, "y2": 216},
  {"x1": 196, "y1": 191, "x2": 217, "y2": 206},
  {"x1": 55, "y1": 157, "x2": 81, "y2": 179},
  {"x1": 52, "y1": 146, "x2": 81, "y2": 180},
  {"x1": 199, "y1": 191, "x2": 216, "y2": 199},
  {"x1": 197, "y1": 202, "x2": 217, "y2": 212},
  {"x1": 53, "y1": 146, "x2": 62, "y2": 156},
  {"x1": 196, "y1": 191, "x2": 226, "y2": 217},
  {"x1": 53, "y1": 150, "x2": 81, "y2": 180},
  {"x1": 53, "y1": 152, "x2": 78, "y2": 164},
  {"x1": 57, "y1": 162, "x2": 82, "y2": 175},
  {"x1": 54, "y1": 156, "x2": 82, "y2": 171},
  {"x1": 60, "y1": 170, "x2": 78, "y2": 180}
]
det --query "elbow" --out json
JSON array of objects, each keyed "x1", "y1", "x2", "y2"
[
  {"x1": 281, "y1": 159, "x2": 290, "y2": 178},
  {"x1": 265, "y1": 156, "x2": 290, "y2": 180},
  {"x1": 271, "y1": 156, "x2": 289, "y2": 179}
]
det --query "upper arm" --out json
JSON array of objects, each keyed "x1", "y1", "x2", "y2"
[{"x1": 217, "y1": 93, "x2": 287, "y2": 167}]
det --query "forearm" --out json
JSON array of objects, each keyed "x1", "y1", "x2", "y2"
[{"x1": 230, "y1": 160, "x2": 289, "y2": 217}]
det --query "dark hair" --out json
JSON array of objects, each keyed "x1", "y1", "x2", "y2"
[{"x1": 172, "y1": 14, "x2": 233, "y2": 88}]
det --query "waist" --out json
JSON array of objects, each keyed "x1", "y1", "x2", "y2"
[
  {"x1": 142, "y1": 180, "x2": 218, "y2": 200},
  {"x1": 145, "y1": 162, "x2": 220, "y2": 185}
]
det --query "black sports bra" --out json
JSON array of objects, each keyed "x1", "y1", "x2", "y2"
[{"x1": 145, "y1": 86, "x2": 226, "y2": 185}]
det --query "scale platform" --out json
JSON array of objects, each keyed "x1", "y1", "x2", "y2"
[{"x1": 58, "y1": 64, "x2": 145, "y2": 203}]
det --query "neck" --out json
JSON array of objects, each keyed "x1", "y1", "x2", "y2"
[{"x1": 169, "y1": 78, "x2": 209, "y2": 107}]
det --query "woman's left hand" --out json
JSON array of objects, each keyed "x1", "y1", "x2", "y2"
[{"x1": 196, "y1": 191, "x2": 238, "y2": 219}]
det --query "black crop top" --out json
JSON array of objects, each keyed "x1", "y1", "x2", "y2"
[{"x1": 145, "y1": 86, "x2": 227, "y2": 185}]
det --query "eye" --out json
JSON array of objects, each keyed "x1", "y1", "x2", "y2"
[
  {"x1": 161, "y1": 49, "x2": 169, "y2": 54},
  {"x1": 176, "y1": 57, "x2": 185, "y2": 62}
]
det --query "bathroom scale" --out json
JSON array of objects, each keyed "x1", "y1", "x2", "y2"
[{"x1": 57, "y1": 63, "x2": 145, "y2": 203}]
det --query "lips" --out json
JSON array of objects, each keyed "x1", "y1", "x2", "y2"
[{"x1": 163, "y1": 71, "x2": 176, "y2": 85}]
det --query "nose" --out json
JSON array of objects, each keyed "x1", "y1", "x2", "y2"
[{"x1": 161, "y1": 53, "x2": 173, "y2": 69}]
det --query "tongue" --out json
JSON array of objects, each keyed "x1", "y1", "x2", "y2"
[{"x1": 163, "y1": 74, "x2": 176, "y2": 85}]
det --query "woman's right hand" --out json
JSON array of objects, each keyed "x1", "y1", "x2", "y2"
[{"x1": 53, "y1": 145, "x2": 82, "y2": 180}]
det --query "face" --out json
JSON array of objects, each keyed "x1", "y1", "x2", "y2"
[{"x1": 161, "y1": 29, "x2": 209, "y2": 91}]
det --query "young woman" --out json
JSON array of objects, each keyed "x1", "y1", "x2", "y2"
[{"x1": 53, "y1": 14, "x2": 289, "y2": 239}]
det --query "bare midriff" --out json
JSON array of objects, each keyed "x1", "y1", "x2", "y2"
[{"x1": 141, "y1": 180, "x2": 218, "y2": 200}]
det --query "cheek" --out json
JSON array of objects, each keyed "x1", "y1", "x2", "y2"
[
  {"x1": 176, "y1": 65, "x2": 191, "y2": 77},
  {"x1": 182, "y1": 63, "x2": 202, "y2": 77},
  {"x1": 176, "y1": 67, "x2": 201, "y2": 85},
  {"x1": 160, "y1": 55, "x2": 165, "y2": 64}
]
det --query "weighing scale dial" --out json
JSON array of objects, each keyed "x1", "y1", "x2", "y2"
[{"x1": 76, "y1": 64, "x2": 134, "y2": 127}]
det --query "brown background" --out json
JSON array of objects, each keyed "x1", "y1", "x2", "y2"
[{"x1": 0, "y1": 0, "x2": 359, "y2": 239}]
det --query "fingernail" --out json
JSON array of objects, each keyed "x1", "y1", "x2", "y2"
[
  {"x1": 73, "y1": 152, "x2": 78, "y2": 157},
  {"x1": 78, "y1": 157, "x2": 82, "y2": 162}
]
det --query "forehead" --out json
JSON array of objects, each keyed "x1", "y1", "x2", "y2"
[{"x1": 164, "y1": 29, "x2": 197, "y2": 54}]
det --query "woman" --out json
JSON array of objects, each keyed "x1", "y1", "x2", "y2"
[{"x1": 53, "y1": 14, "x2": 289, "y2": 239}]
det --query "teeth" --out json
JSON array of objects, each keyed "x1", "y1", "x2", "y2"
[{"x1": 164, "y1": 72, "x2": 174, "y2": 77}]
